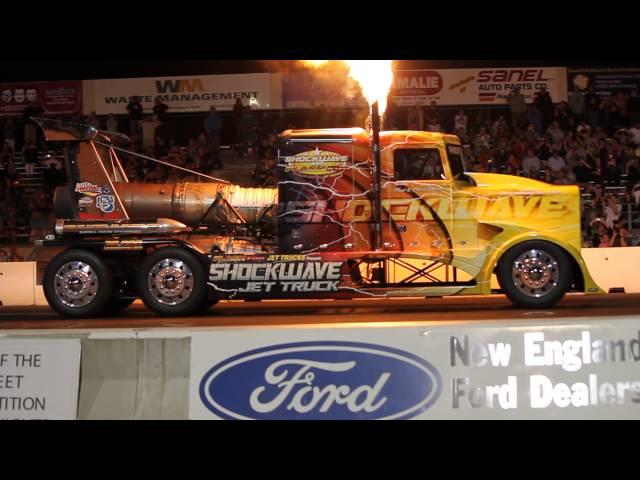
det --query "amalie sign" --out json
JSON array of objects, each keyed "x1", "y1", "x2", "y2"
[{"x1": 391, "y1": 67, "x2": 568, "y2": 106}]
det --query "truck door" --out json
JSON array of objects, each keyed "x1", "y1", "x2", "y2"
[
  {"x1": 277, "y1": 135, "x2": 372, "y2": 254},
  {"x1": 381, "y1": 145, "x2": 453, "y2": 263}
]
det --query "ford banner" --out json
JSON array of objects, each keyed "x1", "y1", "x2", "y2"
[{"x1": 190, "y1": 320, "x2": 640, "y2": 420}]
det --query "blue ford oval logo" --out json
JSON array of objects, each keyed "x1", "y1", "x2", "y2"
[{"x1": 199, "y1": 341, "x2": 442, "y2": 420}]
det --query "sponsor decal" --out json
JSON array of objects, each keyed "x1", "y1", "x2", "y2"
[
  {"x1": 208, "y1": 260, "x2": 344, "y2": 294},
  {"x1": 282, "y1": 148, "x2": 349, "y2": 177},
  {"x1": 199, "y1": 341, "x2": 442, "y2": 419},
  {"x1": 74, "y1": 182, "x2": 102, "y2": 196},
  {"x1": 78, "y1": 197, "x2": 93, "y2": 206},
  {"x1": 96, "y1": 194, "x2": 115, "y2": 213}
]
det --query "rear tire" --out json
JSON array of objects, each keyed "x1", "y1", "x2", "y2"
[
  {"x1": 137, "y1": 247, "x2": 207, "y2": 317},
  {"x1": 497, "y1": 241, "x2": 572, "y2": 309},
  {"x1": 43, "y1": 249, "x2": 113, "y2": 318}
]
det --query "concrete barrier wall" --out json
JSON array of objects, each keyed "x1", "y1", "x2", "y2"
[
  {"x1": 580, "y1": 247, "x2": 640, "y2": 293},
  {"x1": 0, "y1": 262, "x2": 35, "y2": 306},
  {"x1": 78, "y1": 337, "x2": 191, "y2": 420}
]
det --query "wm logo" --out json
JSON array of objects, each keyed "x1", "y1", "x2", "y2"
[{"x1": 155, "y1": 79, "x2": 204, "y2": 93}]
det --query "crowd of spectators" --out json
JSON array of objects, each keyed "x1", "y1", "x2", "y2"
[
  {"x1": 386, "y1": 86, "x2": 640, "y2": 248},
  {"x1": 2, "y1": 87, "x2": 640, "y2": 260}
]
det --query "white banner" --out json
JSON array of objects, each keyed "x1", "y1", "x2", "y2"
[
  {"x1": 391, "y1": 67, "x2": 568, "y2": 107},
  {"x1": 83, "y1": 73, "x2": 282, "y2": 115},
  {"x1": 190, "y1": 319, "x2": 640, "y2": 420},
  {"x1": 0, "y1": 339, "x2": 81, "y2": 420}
]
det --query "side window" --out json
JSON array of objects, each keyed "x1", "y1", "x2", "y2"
[{"x1": 393, "y1": 148, "x2": 444, "y2": 181}]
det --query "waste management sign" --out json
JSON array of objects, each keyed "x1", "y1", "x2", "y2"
[
  {"x1": 0, "y1": 339, "x2": 81, "y2": 420},
  {"x1": 83, "y1": 73, "x2": 282, "y2": 115},
  {"x1": 190, "y1": 318, "x2": 640, "y2": 419}
]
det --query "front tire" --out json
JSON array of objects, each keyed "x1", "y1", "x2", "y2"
[
  {"x1": 497, "y1": 241, "x2": 572, "y2": 309},
  {"x1": 137, "y1": 247, "x2": 207, "y2": 317},
  {"x1": 43, "y1": 249, "x2": 114, "y2": 318}
]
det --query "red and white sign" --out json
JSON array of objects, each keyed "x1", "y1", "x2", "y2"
[
  {"x1": 391, "y1": 67, "x2": 568, "y2": 107},
  {"x1": 0, "y1": 81, "x2": 83, "y2": 118}
]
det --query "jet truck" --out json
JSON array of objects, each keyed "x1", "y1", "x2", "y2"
[{"x1": 33, "y1": 117, "x2": 602, "y2": 317}]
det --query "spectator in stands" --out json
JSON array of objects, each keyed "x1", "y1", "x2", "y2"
[
  {"x1": 585, "y1": 89, "x2": 600, "y2": 129},
  {"x1": 106, "y1": 113, "x2": 119, "y2": 133},
  {"x1": 154, "y1": 137, "x2": 169, "y2": 157},
  {"x1": 260, "y1": 111, "x2": 275, "y2": 136},
  {"x1": 2, "y1": 142, "x2": 14, "y2": 169},
  {"x1": 86, "y1": 111, "x2": 101, "y2": 129},
  {"x1": 426, "y1": 115, "x2": 441, "y2": 133},
  {"x1": 507, "y1": 88, "x2": 526, "y2": 127},
  {"x1": 604, "y1": 194, "x2": 622, "y2": 229},
  {"x1": 629, "y1": 122, "x2": 640, "y2": 146},
  {"x1": 554, "y1": 102, "x2": 572, "y2": 131},
  {"x1": 526, "y1": 105, "x2": 543, "y2": 135},
  {"x1": 207, "y1": 135, "x2": 222, "y2": 170},
  {"x1": 0, "y1": 249, "x2": 8, "y2": 262},
  {"x1": 534, "y1": 86, "x2": 554, "y2": 130},
  {"x1": 629, "y1": 89, "x2": 640, "y2": 125},
  {"x1": 454, "y1": 109, "x2": 468, "y2": 135},
  {"x1": 610, "y1": 220, "x2": 630, "y2": 247},
  {"x1": 204, "y1": 107, "x2": 223, "y2": 142},
  {"x1": 241, "y1": 105, "x2": 259, "y2": 155},
  {"x1": 473, "y1": 127, "x2": 491, "y2": 152},
  {"x1": 425, "y1": 101, "x2": 439, "y2": 126},
  {"x1": 546, "y1": 149, "x2": 568, "y2": 183},
  {"x1": 126, "y1": 96, "x2": 144, "y2": 136},
  {"x1": 23, "y1": 101, "x2": 44, "y2": 146},
  {"x1": 43, "y1": 162, "x2": 64, "y2": 193},
  {"x1": 568, "y1": 88, "x2": 586, "y2": 122},
  {"x1": 22, "y1": 141, "x2": 38, "y2": 175},
  {"x1": 153, "y1": 96, "x2": 169, "y2": 122},
  {"x1": 138, "y1": 114, "x2": 162, "y2": 151},
  {"x1": 233, "y1": 98, "x2": 245, "y2": 147},
  {"x1": 577, "y1": 120, "x2": 592, "y2": 140},
  {"x1": 625, "y1": 151, "x2": 639, "y2": 186},
  {"x1": 3, "y1": 119, "x2": 15, "y2": 151},
  {"x1": 546, "y1": 121, "x2": 565, "y2": 144},
  {"x1": 522, "y1": 149, "x2": 541, "y2": 178},
  {"x1": 407, "y1": 106, "x2": 422, "y2": 131}
]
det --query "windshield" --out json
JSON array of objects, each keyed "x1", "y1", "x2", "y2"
[{"x1": 446, "y1": 144, "x2": 466, "y2": 180}]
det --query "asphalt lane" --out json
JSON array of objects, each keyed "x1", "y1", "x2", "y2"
[{"x1": 1, "y1": 293, "x2": 639, "y2": 331}]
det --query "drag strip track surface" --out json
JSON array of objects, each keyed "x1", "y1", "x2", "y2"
[{"x1": 0, "y1": 294, "x2": 639, "y2": 331}]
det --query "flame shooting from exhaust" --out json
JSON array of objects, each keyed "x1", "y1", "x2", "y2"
[{"x1": 303, "y1": 60, "x2": 394, "y2": 115}]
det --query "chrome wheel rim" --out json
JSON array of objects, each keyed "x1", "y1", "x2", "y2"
[
  {"x1": 511, "y1": 249, "x2": 559, "y2": 298},
  {"x1": 53, "y1": 261, "x2": 99, "y2": 307},
  {"x1": 148, "y1": 258, "x2": 194, "y2": 305}
]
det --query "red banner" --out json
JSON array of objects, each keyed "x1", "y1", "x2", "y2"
[{"x1": 0, "y1": 81, "x2": 82, "y2": 118}]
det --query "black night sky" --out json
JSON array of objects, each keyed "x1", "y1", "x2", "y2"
[{"x1": 0, "y1": 59, "x2": 633, "y2": 83}]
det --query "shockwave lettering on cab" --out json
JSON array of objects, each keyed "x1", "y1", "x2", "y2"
[
  {"x1": 208, "y1": 255, "x2": 346, "y2": 294},
  {"x1": 281, "y1": 194, "x2": 574, "y2": 224}
]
